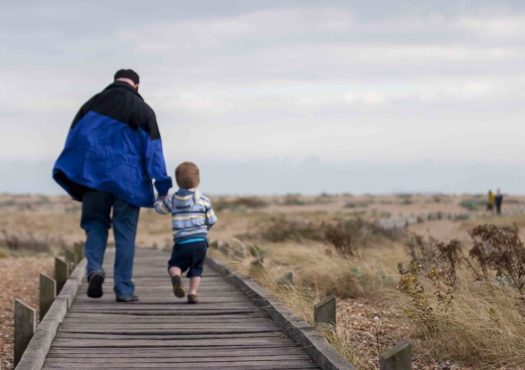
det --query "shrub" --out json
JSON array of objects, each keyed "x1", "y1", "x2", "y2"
[
  {"x1": 283, "y1": 195, "x2": 306, "y2": 206},
  {"x1": 214, "y1": 197, "x2": 268, "y2": 212},
  {"x1": 258, "y1": 216, "x2": 400, "y2": 256},
  {"x1": 0, "y1": 230, "x2": 65, "y2": 254},
  {"x1": 460, "y1": 196, "x2": 485, "y2": 211},
  {"x1": 397, "y1": 193, "x2": 413, "y2": 205},
  {"x1": 344, "y1": 201, "x2": 369, "y2": 209},
  {"x1": 259, "y1": 217, "x2": 323, "y2": 243},
  {"x1": 469, "y1": 224, "x2": 525, "y2": 293}
]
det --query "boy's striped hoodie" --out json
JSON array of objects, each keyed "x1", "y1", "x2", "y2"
[{"x1": 154, "y1": 188, "x2": 217, "y2": 242}]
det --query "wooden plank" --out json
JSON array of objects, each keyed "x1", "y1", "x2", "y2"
[
  {"x1": 39, "y1": 273, "x2": 57, "y2": 320},
  {"x1": 55, "y1": 333, "x2": 281, "y2": 340},
  {"x1": 58, "y1": 322, "x2": 277, "y2": 329},
  {"x1": 314, "y1": 295, "x2": 336, "y2": 326},
  {"x1": 62, "y1": 315, "x2": 269, "y2": 323},
  {"x1": 379, "y1": 341, "x2": 412, "y2": 370},
  {"x1": 65, "y1": 249, "x2": 76, "y2": 270},
  {"x1": 14, "y1": 299, "x2": 36, "y2": 366},
  {"x1": 35, "y1": 248, "x2": 328, "y2": 369},
  {"x1": 43, "y1": 360, "x2": 318, "y2": 369},
  {"x1": 206, "y1": 256, "x2": 354, "y2": 370},
  {"x1": 68, "y1": 309, "x2": 261, "y2": 316},
  {"x1": 47, "y1": 348, "x2": 307, "y2": 357},
  {"x1": 73, "y1": 296, "x2": 252, "y2": 304},
  {"x1": 51, "y1": 336, "x2": 293, "y2": 347},
  {"x1": 45, "y1": 354, "x2": 311, "y2": 362},
  {"x1": 74, "y1": 243, "x2": 84, "y2": 264},
  {"x1": 54, "y1": 257, "x2": 68, "y2": 292}
]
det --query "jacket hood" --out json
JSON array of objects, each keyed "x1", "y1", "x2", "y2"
[{"x1": 173, "y1": 189, "x2": 200, "y2": 209}]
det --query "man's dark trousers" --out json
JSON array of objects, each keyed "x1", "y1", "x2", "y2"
[{"x1": 81, "y1": 191, "x2": 140, "y2": 298}]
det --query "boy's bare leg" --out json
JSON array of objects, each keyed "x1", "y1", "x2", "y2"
[
  {"x1": 169, "y1": 266, "x2": 185, "y2": 298},
  {"x1": 189, "y1": 277, "x2": 201, "y2": 295}
]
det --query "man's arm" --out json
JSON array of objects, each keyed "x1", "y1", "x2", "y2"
[{"x1": 141, "y1": 105, "x2": 173, "y2": 197}]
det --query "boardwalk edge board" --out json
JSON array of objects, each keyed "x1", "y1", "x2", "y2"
[
  {"x1": 206, "y1": 256, "x2": 356, "y2": 370},
  {"x1": 16, "y1": 259, "x2": 87, "y2": 370}
]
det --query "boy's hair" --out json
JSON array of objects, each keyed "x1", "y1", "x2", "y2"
[{"x1": 175, "y1": 162, "x2": 200, "y2": 189}]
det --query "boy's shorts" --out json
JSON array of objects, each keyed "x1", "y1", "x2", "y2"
[{"x1": 168, "y1": 239, "x2": 208, "y2": 278}]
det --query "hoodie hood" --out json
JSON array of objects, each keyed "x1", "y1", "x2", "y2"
[{"x1": 173, "y1": 188, "x2": 201, "y2": 209}]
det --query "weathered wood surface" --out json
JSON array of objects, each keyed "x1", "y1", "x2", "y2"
[
  {"x1": 53, "y1": 257, "x2": 68, "y2": 293},
  {"x1": 314, "y1": 295, "x2": 336, "y2": 326},
  {"x1": 14, "y1": 299, "x2": 36, "y2": 366},
  {"x1": 379, "y1": 341, "x2": 412, "y2": 370},
  {"x1": 42, "y1": 248, "x2": 320, "y2": 369},
  {"x1": 39, "y1": 273, "x2": 56, "y2": 320}
]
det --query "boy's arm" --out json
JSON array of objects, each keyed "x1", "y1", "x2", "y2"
[
  {"x1": 205, "y1": 202, "x2": 218, "y2": 230},
  {"x1": 154, "y1": 194, "x2": 173, "y2": 215}
]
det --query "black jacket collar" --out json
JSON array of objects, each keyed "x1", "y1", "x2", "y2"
[{"x1": 105, "y1": 81, "x2": 143, "y2": 100}]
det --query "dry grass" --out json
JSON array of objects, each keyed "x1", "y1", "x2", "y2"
[
  {"x1": 2, "y1": 194, "x2": 525, "y2": 368},
  {"x1": 213, "y1": 211, "x2": 525, "y2": 369},
  {"x1": 0, "y1": 256, "x2": 53, "y2": 369},
  {"x1": 396, "y1": 276, "x2": 525, "y2": 369}
]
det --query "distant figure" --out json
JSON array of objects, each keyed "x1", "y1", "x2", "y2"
[
  {"x1": 495, "y1": 189, "x2": 504, "y2": 215},
  {"x1": 53, "y1": 69, "x2": 172, "y2": 302},
  {"x1": 154, "y1": 162, "x2": 218, "y2": 304},
  {"x1": 487, "y1": 190, "x2": 495, "y2": 212}
]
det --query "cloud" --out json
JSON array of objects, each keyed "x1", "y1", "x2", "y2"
[{"x1": 1, "y1": 0, "x2": 525, "y2": 193}]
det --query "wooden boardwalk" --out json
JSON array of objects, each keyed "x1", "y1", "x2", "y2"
[{"x1": 42, "y1": 248, "x2": 320, "y2": 369}]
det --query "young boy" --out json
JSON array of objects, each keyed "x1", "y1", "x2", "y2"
[{"x1": 154, "y1": 162, "x2": 217, "y2": 304}]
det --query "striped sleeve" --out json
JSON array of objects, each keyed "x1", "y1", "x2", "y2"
[
  {"x1": 154, "y1": 195, "x2": 172, "y2": 215},
  {"x1": 205, "y1": 203, "x2": 218, "y2": 228}
]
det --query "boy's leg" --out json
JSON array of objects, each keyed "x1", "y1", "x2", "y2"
[
  {"x1": 169, "y1": 266, "x2": 182, "y2": 277},
  {"x1": 81, "y1": 191, "x2": 113, "y2": 277},
  {"x1": 189, "y1": 277, "x2": 201, "y2": 295},
  {"x1": 168, "y1": 244, "x2": 190, "y2": 298},
  {"x1": 112, "y1": 198, "x2": 140, "y2": 299},
  {"x1": 186, "y1": 242, "x2": 208, "y2": 301}
]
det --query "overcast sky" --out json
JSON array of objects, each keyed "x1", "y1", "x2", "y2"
[{"x1": 1, "y1": 0, "x2": 524, "y2": 194}]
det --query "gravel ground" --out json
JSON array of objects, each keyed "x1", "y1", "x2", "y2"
[{"x1": 0, "y1": 256, "x2": 53, "y2": 370}]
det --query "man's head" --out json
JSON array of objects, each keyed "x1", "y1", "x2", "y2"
[
  {"x1": 175, "y1": 162, "x2": 200, "y2": 189},
  {"x1": 114, "y1": 69, "x2": 140, "y2": 90}
]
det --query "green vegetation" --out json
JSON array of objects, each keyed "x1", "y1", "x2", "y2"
[{"x1": 459, "y1": 195, "x2": 486, "y2": 211}]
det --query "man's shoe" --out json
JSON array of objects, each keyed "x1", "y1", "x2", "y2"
[
  {"x1": 116, "y1": 295, "x2": 139, "y2": 302},
  {"x1": 87, "y1": 272, "x2": 104, "y2": 298},
  {"x1": 171, "y1": 275, "x2": 186, "y2": 298}
]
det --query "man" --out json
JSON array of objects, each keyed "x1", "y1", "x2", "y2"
[
  {"x1": 53, "y1": 69, "x2": 172, "y2": 302},
  {"x1": 495, "y1": 188, "x2": 504, "y2": 215}
]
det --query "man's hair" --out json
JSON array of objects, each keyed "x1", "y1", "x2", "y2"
[
  {"x1": 114, "y1": 69, "x2": 140, "y2": 85},
  {"x1": 175, "y1": 162, "x2": 200, "y2": 189}
]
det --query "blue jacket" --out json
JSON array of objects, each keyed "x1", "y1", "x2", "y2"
[{"x1": 53, "y1": 81, "x2": 172, "y2": 207}]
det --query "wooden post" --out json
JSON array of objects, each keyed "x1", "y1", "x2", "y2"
[
  {"x1": 54, "y1": 257, "x2": 68, "y2": 293},
  {"x1": 314, "y1": 295, "x2": 336, "y2": 326},
  {"x1": 65, "y1": 249, "x2": 76, "y2": 270},
  {"x1": 379, "y1": 341, "x2": 412, "y2": 370},
  {"x1": 14, "y1": 299, "x2": 36, "y2": 366},
  {"x1": 74, "y1": 243, "x2": 84, "y2": 264},
  {"x1": 39, "y1": 273, "x2": 56, "y2": 320}
]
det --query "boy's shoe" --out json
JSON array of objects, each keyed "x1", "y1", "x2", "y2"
[
  {"x1": 116, "y1": 295, "x2": 139, "y2": 302},
  {"x1": 187, "y1": 294, "x2": 199, "y2": 304},
  {"x1": 171, "y1": 275, "x2": 186, "y2": 298},
  {"x1": 87, "y1": 272, "x2": 104, "y2": 298}
]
